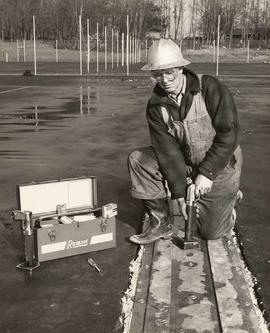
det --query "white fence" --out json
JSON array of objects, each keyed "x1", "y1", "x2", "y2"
[
  {"x1": 0, "y1": 15, "x2": 144, "y2": 76},
  {"x1": 0, "y1": 15, "x2": 259, "y2": 76}
]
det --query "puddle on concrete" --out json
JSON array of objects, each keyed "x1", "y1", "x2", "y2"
[
  {"x1": 0, "y1": 83, "x2": 149, "y2": 163},
  {"x1": 0, "y1": 150, "x2": 34, "y2": 159},
  {"x1": 0, "y1": 86, "x2": 99, "y2": 134}
]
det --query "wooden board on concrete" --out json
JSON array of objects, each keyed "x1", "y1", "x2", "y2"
[
  {"x1": 208, "y1": 238, "x2": 262, "y2": 333},
  {"x1": 128, "y1": 213, "x2": 264, "y2": 333},
  {"x1": 144, "y1": 239, "x2": 172, "y2": 333},
  {"x1": 170, "y1": 239, "x2": 221, "y2": 333},
  {"x1": 129, "y1": 236, "x2": 221, "y2": 333},
  {"x1": 129, "y1": 243, "x2": 155, "y2": 333},
  {"x1": 170, "y1": 214, "x2": 221, "y2": 332},
  {"x1": 129, "y1": 209, "x2": 221, "y2": 333}
]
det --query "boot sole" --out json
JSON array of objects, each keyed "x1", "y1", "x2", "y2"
[{"x1": 129, "y1": 230, "x2": 173, "y2": 245}]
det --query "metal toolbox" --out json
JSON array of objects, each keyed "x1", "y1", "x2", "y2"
[{"x1": 12, "y1": 177, "x2": 117, "y2": 272}]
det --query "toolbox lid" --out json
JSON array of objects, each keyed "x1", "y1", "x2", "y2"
[{"x1": 17, "y1": 177, "x2": 97, "y2": 216}]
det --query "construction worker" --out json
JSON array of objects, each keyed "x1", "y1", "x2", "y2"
[{"x1": 128, "y1": 38, "x2": 242, "y2": 245}]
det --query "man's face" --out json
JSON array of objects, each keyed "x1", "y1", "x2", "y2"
[{"x1": 151, "y1": 67, "x2": 184, "y2": 94}]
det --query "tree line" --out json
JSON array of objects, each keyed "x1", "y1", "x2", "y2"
[
  {"x1": 161, "y1": 0, "x2": 270, "y2": 48},
  {"x1": 0, "y1": 0, "x2": 269, "y2": 48}
]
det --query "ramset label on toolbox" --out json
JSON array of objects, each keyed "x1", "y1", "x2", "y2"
[
  {"x1": 41, "y1": 233, "x2": 113, "y2": 254},
  {"x1": 66, "y1": 239, "x2": 88, "y2": 249}
]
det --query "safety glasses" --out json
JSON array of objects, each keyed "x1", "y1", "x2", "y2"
[{"x1": 151, "y1": 68, "x2": 179, "y2": 82}]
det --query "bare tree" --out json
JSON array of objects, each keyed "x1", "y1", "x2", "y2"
[
  {"x1": 222, "y1": 0, "x2": 240, "y2": 48},
  {"x1": 1, "y1": 0, "x2": 269, "y2": 48},
  {"x1": 172, "y1": 0, "x2": 184, "y2": 40}
]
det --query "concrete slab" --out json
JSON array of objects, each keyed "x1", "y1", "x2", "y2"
[
  {"x1": 0, "y1": 80, "x2": 151, "y2": 333},
  {"x1": 0, "y1": 64, "x2": 269, "y2": 332}
]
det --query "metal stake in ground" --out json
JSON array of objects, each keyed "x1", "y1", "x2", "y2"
[
  {"x1": 216, "y1": 14, "x2": 220, "y2": 77},
  {"x1": 33, "y1": 15, "x2": 37, "y2": 75},
  {"x1": 126, "y1": 15, "x2": 129, "y2": 76},
  {"x1": 87, "y1": 18, "x2": 90, "y2": 73},
  {"x1": 79, "y1": 15, "x2": 82, "y2": 76}
]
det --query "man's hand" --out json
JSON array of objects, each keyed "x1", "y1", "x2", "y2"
[
  {"x1": 195, "y1": 174, "x2": 213, "y2": 197},
  {"x1": 176, "y1": 197, "x2": 188, "y2": 220}
]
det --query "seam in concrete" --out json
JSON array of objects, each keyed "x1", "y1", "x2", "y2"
[
  {"x1": 206, "y1": 243, "x2": 224, "y2": 333},
  {"x1": 141, "y1": 244, "x2": 155, "y2": 332},
  {"x1": 0, "y1": 86, "x2": 31, "y2": 94}
]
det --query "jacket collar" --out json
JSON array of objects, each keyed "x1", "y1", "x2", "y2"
[{"x1": 149, "y1": 67, "x2": 200, "y2": 106}]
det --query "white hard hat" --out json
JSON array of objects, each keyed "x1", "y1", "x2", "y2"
[{"x1": 141, "y1": 39, "x2": 190, "y2": 71}]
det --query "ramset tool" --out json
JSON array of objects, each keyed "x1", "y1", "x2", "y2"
[
  {"x1": 173, "y1": 180, "x2": 200, "y2": 250},
  {"x1": 11, "y1": 210, "x2": 40, "y2": 272}
]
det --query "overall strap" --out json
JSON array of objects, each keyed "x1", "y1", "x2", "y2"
[
  {"x1": 197, "y1": 74, "x2": 203, "y2": 91},
  {"x1": 161, "y1": 106, "x2": 169, "y2": 124},
  {"x1": 160, "y1": 106, "x2": 176, "y2": 131}
]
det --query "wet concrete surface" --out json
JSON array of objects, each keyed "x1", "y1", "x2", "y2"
[
  {"x1": 0, "y1": 61, "x2": 270, "y2": 78},
  {"x1": 0, "y1": 80, "x2": 152, "y2": 333},
  {"x1": 228, "y1": 76, "x2": 270, "y2": 323},
  {"x1": 0, "y1": 62, "x2": 269, "y2": 332}
]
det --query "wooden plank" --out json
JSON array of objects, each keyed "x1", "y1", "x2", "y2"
[
  {"x1": 129, "y1": 243, "x2": 155, "y2": 333},
  {"x1": 128, "y1": 208, "x2": 264, "y2": 333},
  {"x1": 208, "y1": 238, "x2": 262, "y2": 333},
  {"x1": 170, "y1": 215, "x2": 220, "y2": 333},
  {"x1": 144, "y1": 239, "x2": 172, "y2": 333}
]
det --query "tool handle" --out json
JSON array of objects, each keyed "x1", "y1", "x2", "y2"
[
  {"x1": 186, "y1": 184, "x2": 195, "y2": 205},
  {"x1": 37, "y1": 207, "x2": 100, "y2": 222}
]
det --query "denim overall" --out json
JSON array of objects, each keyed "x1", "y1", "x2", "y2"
[
  {"x1": 161, "y1": 87, "x2": 215, "y2": 168},
  {"x1": 128, "y1": 78, "x2": 242, "y2": 240}
]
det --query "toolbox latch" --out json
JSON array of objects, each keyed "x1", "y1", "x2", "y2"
[
  {"x1": 100, "y1": 219, "x2": 108, "y2": 233},
  {"x1": 48, "y1": 229, "x2": 56, "y2": 242}
]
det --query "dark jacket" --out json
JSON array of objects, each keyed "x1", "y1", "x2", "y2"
[{"x1": 146, "y1": 67, "x2": 240, "y2": 199}]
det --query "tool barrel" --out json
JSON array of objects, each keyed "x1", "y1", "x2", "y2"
[
  {"x1": 185, "y1": 204, "x2": 195, "y2": 240},
  {"x1": 185, "y1": 183, "x2": 196, "y2": 240},
  {"x1": 24, "y1": 211, "x2": 34, "y2": 268},
  {"x1": 25, "y1": 234, "x2": 34, "y2": 267}
]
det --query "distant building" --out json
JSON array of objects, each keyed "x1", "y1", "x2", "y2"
[{"x1": 230, "y1": 28, "x2": 254, "y2": 40}]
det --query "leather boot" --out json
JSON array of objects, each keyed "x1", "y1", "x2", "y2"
[{"x1": 129, "y1": 198, "x2": 173, "y2": 245}]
